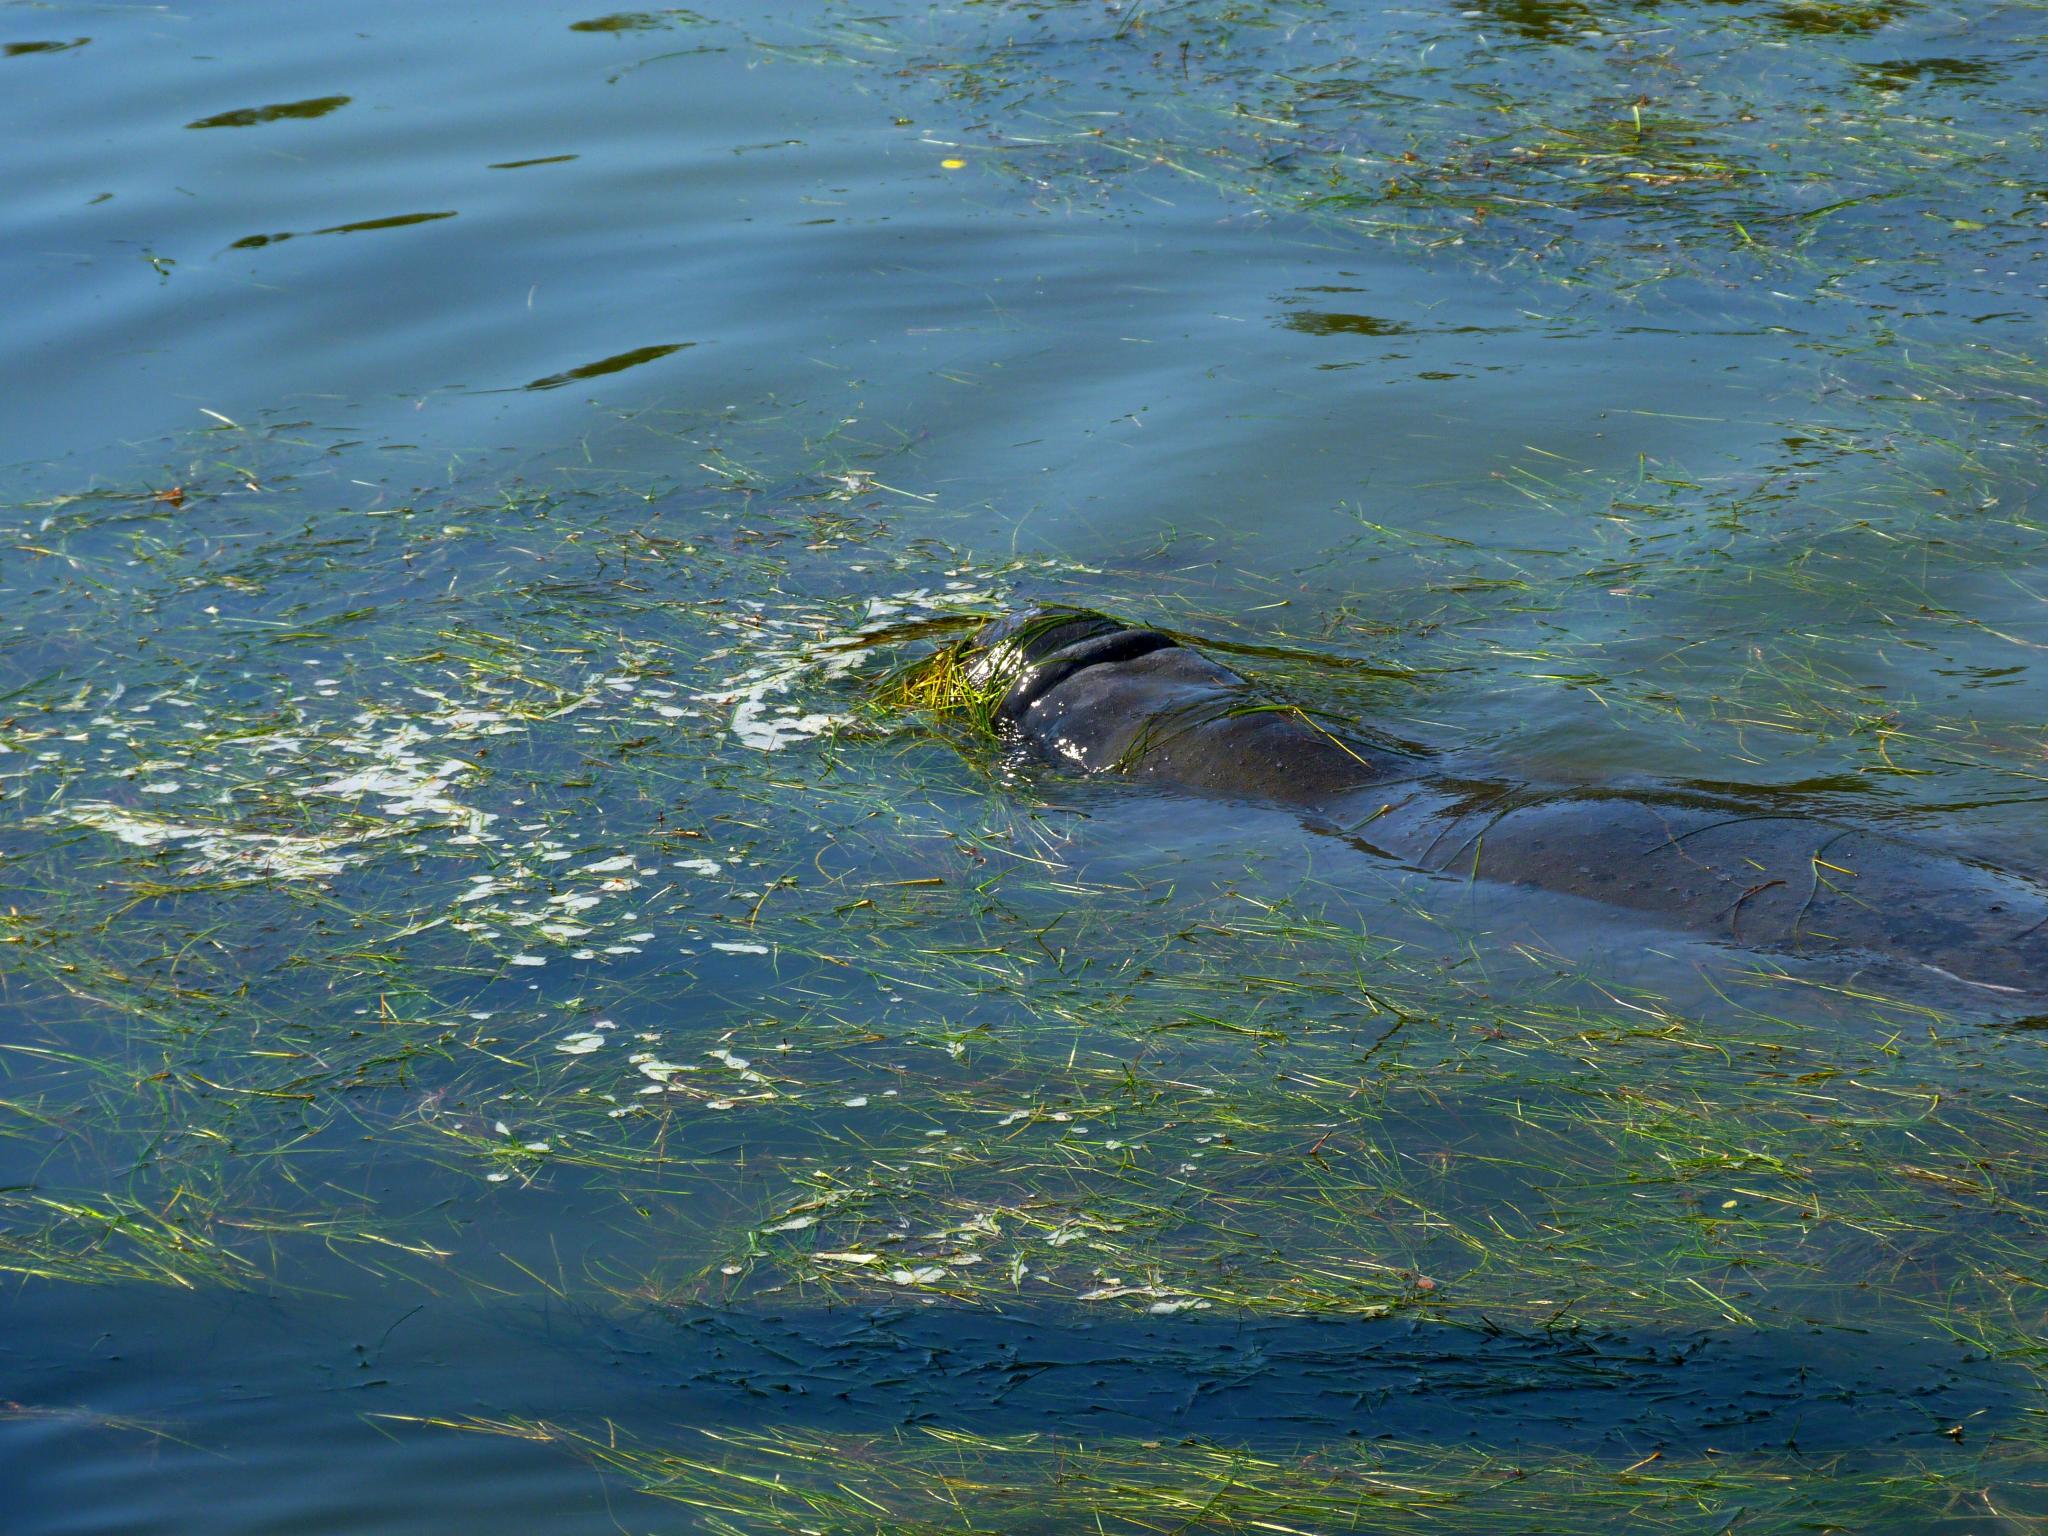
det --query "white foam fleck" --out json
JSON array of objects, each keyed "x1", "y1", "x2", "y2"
[
  {"x1": 1077, "y1": 1283, "x2": 1209, "y2": 1312},
  {"x1": 706, "y1": 584, "x2": 993, "y2": 752},
  {"x1": 56, "y1": 802, "x2": 382, "y2": 881},
  {"x1": 708, "y1": 1047, "x2": 754, "y2": 1074},
  {"x1": 299, "y1": 718, "x2": 495, "y2": 835}
]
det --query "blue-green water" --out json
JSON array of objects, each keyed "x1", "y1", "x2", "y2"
[{"x1": 4, "y1": 2, "x2": 2047, "y2": 1530}]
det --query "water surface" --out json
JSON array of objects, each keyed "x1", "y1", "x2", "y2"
[{"x1": 4, "y1": 1, "x2": 2047, "y2": 1531}]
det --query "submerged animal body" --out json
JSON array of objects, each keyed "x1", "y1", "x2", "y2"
[{"x1": 968, "y1": 608, "x2": 2048, "y2": 1002}]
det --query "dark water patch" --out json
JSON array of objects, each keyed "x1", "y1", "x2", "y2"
[
  {"x1": 523, "y1": 342, "x2": 692, "y2": 391},
  {"x1": 488, "y1": 153, "x2": 580, "y2": 170},
  {"x1": 1280, "y1": 310, "x2": 1412, "y2": 337},
  {"x1": 317, "y1": 210, "x2": 457, "y2": 237},
  {"x1": 229, "y1": 210, "x2": 457, "y2": 249},
  {"x1": 4, "y1": 38, "x2": 89, "y2": 57},
  {"x1": 1460, "y1": 0, "x2": 1605, "y2": 45},
  {"x1": 1857, "y1": 56, "x2": 2002, "y2": 90},
  {"x1": 185, "y1": 94, "x2": 352, "y2": 130},
  {"x1": 1770, "y1": 0, "x2": 1915, "y2": 36},
  {"x1": 569, "y1": 9, "x2": 704, "y2": 32}
]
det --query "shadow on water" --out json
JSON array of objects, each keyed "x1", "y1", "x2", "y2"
[
  {"x1": 2, "y1": 1265, "x2": 2028, "y2": 1532},
  {"x1": 622, "y1": 1300, "x2": 2024, "y2": 1457}
]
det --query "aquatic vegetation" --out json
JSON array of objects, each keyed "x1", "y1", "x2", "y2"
[
  {"x1": 776, "y1": 0, "x2": 2047, "y2": 446},
  {"x1": 5, "y1": 343, "x2": 2048, "y2": 1516},
  {"x1": 5, "y1": 0, "x2": 2048, "y2": 1528},
  {"x1": 401, "y1": 1414, "x2": 2048, "y2": 1534}
]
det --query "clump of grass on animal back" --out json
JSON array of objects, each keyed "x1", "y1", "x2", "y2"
[
  {"x1": 871, "y1": 609, "x2": 1102, "y2": 737},
  {"x1": 872, "y1": 638, "x2": 1003, "y2": 732}
]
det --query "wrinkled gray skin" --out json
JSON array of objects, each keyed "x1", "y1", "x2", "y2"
[{"x1": 971, "y1": 608, "x2": 2048, "y2": 1004}]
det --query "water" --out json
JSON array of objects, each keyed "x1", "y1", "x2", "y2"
[{"x1": 4, "y1": 2, "x2": 2047, "y2": 1530}]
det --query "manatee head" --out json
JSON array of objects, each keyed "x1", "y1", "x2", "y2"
[
  {"x1": 963, "y1": 605, "x2": 1386, "y2": 799},
  {"x1": 967, "y1": 608, "x2": 1180, "y2": 724}
]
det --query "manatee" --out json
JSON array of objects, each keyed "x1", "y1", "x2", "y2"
[{"x1": 965, "y1": 607, "x2": 2048, "y2": 1002}]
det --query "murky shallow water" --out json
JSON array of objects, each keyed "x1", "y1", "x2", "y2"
[{"x1": 4, "y1": 2, "x2": 2047, "y2": 1531}]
